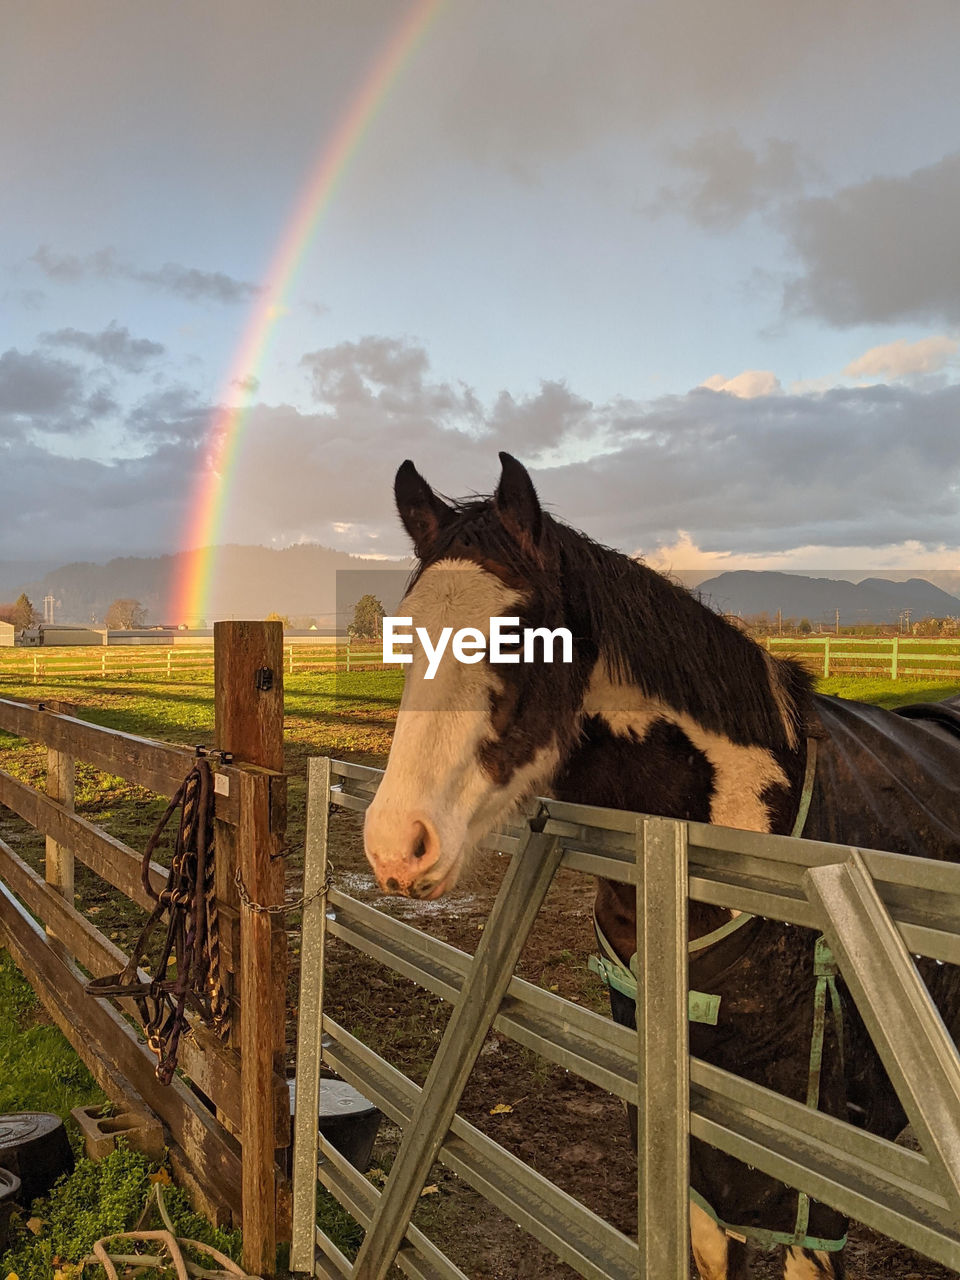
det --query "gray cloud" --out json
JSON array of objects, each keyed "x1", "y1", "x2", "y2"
[
  {"x1": 784, "y1": 152, "x2": 960, "y2": 325},
  {"x1": 30, "y1": 245, "x2": 262, "y2": 305},
  {"x1": 302, "y1": 336, "x2": 484, "y2": 427},
  {"x1": 221, "y1": 339, "x2": 960, "y2": 559},
  {"x1": 126, "y1": 386, "x2": 211, "y2": 444},
  {"x1": 651, "y1": 130, "x2": 805, "y2": 229},
  {"x1": 41, "y1": 322, "x2": 165, "y2": 373},
  {"x1": 8, "y1": 333, "x2": 960, "y2": 566},
  {"x1": 0, "y1": 348, "x2": 86, "y2": 421},
  {"x1": 424, "y1": 1, "x2": 960, "y2": 175},
  {"x1": 0, "y1": 437, "x2": 193, "y2": 560}
]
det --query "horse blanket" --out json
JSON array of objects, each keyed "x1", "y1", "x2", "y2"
[{"x1": 614, "y1": 695, "x2": 960, "y2": 1247}]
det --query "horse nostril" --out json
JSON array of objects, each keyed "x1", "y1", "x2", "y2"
[
  {"x1": 412, "y1": 822, "x2": 428, "y2": 859},
  {"x1": 385, "y1": 877, "x2": 400, "y2": 893}
]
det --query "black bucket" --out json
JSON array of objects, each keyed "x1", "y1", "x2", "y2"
[
  {"x1": 0, "y1": 1168, "x2": 21, "y2": 1250},
  {"x1": 0, "y1": 1113, "x2": 74, "y2": 1206},
  {"x1": 288, "y1": 1078, "x2": 383, "y2": 1172}
]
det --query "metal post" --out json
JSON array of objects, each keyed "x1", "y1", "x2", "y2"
[
  {"x1": 290, "y1": 757, "x2": 332, "y2": 1273},
  {"x1": 637, "y1": 816, "x2": 690, "y2": 1278},
  {"x1": 805, "y1": 853, "x2": 960, "y2": 1222}
]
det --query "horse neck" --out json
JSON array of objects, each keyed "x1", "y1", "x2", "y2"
[{"x1": 552, "y1": 554, "x2": 808, "y2": 834}]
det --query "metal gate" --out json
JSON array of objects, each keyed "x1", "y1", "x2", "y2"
[{"x1": 291, "y1": 757, "x2": 960, "y2": 1278}]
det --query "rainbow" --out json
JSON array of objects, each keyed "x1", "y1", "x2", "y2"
[{"x1": 172, "y1": 0, "x2": 445, "y2": 625}]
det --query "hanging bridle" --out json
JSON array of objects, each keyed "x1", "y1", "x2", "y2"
[{"x1": 86, "y1": 757, "x2": 230, "y2": 1084}]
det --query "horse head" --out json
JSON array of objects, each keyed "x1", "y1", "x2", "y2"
[{"x1": 363, "y1": 453, "x2": 588, "y2": 898}]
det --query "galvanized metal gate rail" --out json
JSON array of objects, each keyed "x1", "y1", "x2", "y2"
[{"x1": 291, "y1": 757, "x2": 960, "y2": 1278}]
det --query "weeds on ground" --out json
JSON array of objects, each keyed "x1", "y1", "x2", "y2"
[{"x1": 0, "y1": 1144, "x2": 241, "y2": 1280}]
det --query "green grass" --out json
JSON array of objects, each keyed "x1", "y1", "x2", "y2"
[
  {"x1": 0, "y1": 950, "x2": 104, "y2": 1125},
  {"x1": 817, "y1": 676, "x2": 960, "y2": 707}
]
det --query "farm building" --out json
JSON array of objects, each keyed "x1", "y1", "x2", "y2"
[
  {"x1": 35, "y1": 624, "x2": 106, "y2": 646},
  {"x1": 0, "y1": 621, "x2": 13, "y2": 646}
]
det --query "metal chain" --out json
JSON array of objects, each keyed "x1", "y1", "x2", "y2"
[
  {"x1": 234, "y1": 865, "x2": 332, "y2": 915},
  {"x1": 235, "y1": 799, "x2": 339, "y2": 911}
]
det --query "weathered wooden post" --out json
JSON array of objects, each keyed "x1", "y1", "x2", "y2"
[
  {"x1": 44, "y1": 700, "x2": 76, "y2": 953},
  {"x1": 891, "y1": 636, "x2": 899, "y2": 680},
  {"x1": 214, "y1": 621, "x2": 288, "y2": 1277},
  {"x1": 823, "y1": 636, "x2": 831, "y2": 679}
]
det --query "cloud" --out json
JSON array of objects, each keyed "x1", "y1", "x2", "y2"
[
  {"x1": 0, "y1": 349, "x2": 86, "y2": 423},
  {"x1": 30, "y1": 245, "x2": 262, "y2": 305},
  {"x1": 216, "y1": 341, "x2": 960, "y2": 562},
  {"x1": 700, "y1": 371, "x2": 781, "y2": 399},
  {"x1": 8, "y1": 332, "x2": 960, "y2": 568},
  {"x1": 784, "y1": 152, "x2": 960, "y2": 326},
  {"x1": 651, "y1": 129, "x2": 805, "y2": 228},
  {"x1": 426, "y1": 1, "x2": 960, "y2": 176},
  {"x1": 126, "y1": 386, "x2": 211, "y2": 444},
  {"x1": 844, "y1": 335, "x2": 959, "y2": 379},
  {"x1": 41, "y1": 322, "x2": 165, "y2": 373},
  {"x1": 0, "y1": 437, "x2": 193, "y2": 560}
]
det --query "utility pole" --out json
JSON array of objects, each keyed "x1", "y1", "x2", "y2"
[{"x1": 777, "y1": 608, "x2": 782, "y2": 636}]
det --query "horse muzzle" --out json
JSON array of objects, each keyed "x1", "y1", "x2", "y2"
[{"x1": 363, "y1": 811, "x2": 454, "y2": 898}]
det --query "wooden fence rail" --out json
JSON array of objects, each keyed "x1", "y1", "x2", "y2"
[
  {"x1": 0, "y1": 621, "x2": 290, "y2": 1276},
  {"x1": 0, "y1": 642, "x2": 387, "y2": 685}
]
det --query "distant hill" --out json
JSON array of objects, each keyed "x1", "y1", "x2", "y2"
[
  {"x1": 19, "y1": 544, "x2": 413, "y2": 628},
  {"x1": 695, "y1": 571, "x2": 960, "y2": 624}
]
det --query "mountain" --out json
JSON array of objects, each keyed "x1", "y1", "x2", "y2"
[
  {"x1": 20, "y1": 544, "x2": 413, "y2": 628},
  {"x1": 695, "y1": 571, "x2": 960, "y2": 624}
]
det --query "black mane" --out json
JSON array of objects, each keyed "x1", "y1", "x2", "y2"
[{"x1": 413, "y1": 496, "x2": 812, "y2": 751}]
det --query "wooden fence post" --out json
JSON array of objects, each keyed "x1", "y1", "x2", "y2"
[
  {"x1": 823, "y1": 636, "x2": 830, "y2": 679},
  {"x1": 891, "y1": 636, "x2": 899, "y2": 680},
  {"x1": 214, "y1": 622, "x2": 287, "y2": 1277},
  {"x1": 44, "y1": 701, "x2": 76, "y2": 952}
]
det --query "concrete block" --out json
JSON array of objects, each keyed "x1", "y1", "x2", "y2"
[{"x1": 71, "y1": 1103, "x2": 165, "y2": 1162}]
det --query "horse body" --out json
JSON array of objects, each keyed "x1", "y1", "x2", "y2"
[{"x1": 363, "y1": 452, "x2": 960, "y2": 1280}]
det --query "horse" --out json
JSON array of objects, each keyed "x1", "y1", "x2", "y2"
[{"x1": 362, "y1": 451, "x2": 960, "y2": 1280}]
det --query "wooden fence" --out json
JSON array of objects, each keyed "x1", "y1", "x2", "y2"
[
  {"x1": 0, "y1": 641, "x2": 387, "y2": 685},
  {"x1": 291, "y1": 758, "x2": 960, "y2": 1278},
  {"x1": 767, "y1": 635, "x2": 960, "y2": 680},
  {"x1": 0, "y1": 621, "x2": 290, "y2": 1276}
]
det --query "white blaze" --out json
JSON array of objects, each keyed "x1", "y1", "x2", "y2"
[{"x1": 364, "y1": 561, "x2": 559, "y2": 895}]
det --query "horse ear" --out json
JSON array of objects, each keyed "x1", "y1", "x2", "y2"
[
  {"x1": 494, "y1": 452, "x2": 542, "y2": 549},
  {"x1": 394, "y1": 460, "x2": 454, "y2": 558}
]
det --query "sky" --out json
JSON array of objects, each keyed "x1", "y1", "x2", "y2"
[{"x1": 3, "y1": 0, "x2": 960, "y2": 584}]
